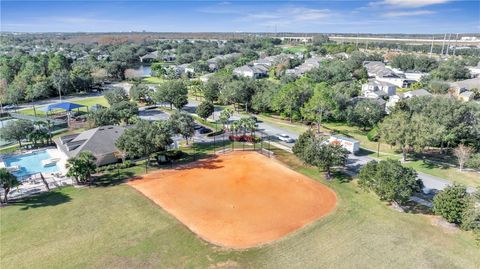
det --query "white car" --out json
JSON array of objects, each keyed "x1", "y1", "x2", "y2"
[{"x1": 276, "y1": 134, "x2": 295, "y2": 143}]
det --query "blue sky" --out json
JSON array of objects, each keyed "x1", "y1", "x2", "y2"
[{"x1": 1, "y1": 0, "x2": 479, "y2": 33}]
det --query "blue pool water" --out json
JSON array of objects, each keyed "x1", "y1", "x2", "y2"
[{"x1": 3, "y1": 150, "x2": 60, "y2": 179}]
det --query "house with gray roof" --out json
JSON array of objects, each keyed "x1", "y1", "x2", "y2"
[
  {"x1": 233, "y1": 65, "x2": 268, "y2": 78},
  {"x1": 361, "y1": 79, "x2": 397, "y2": 98},
  {"x1": 55, "y1": 126, "x2": 126, "y2": 166}
]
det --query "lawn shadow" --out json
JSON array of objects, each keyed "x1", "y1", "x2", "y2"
[
  {"x1": 174, "y1": 156, "x2": 224, "y2": 171},
  {"x1": 11, "y1": 191, "x2": 72, "y2": 210},
  {"x1": 402, "y1": 201, "x2": 433, "y2": 215},
  {"x1": 333, "y1": 171, "x2": 353, "y2": 183},
  {"x1": 356, "y1": 148, "x2": 375, "y2": 157},
  {"x1": 92, "y1": 171, "x2": 135, "y2": 187}
]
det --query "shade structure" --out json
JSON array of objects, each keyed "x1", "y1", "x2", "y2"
[{"x1": 41, "y1": 102, "x2": 86, "y2": 112}]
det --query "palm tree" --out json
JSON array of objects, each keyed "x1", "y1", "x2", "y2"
[
  {"x1": 0, "y1": 168, "x2": 19, "y2": 204},
  {"x1": 38, "y1": 120, "x2": 54, "y2": 144},
  {"x1": 66, "y1": 152, "x2": 97, "y2": 185},
  {"x1": 219, "y1": 108, "x2": 233, "y2": 130}
]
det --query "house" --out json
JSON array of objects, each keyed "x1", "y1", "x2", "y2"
[
  {"x1": 139, "y1": 51, "x2": 158, "y2": 63},
  {"x1": 328, "y1": 135, "x2": 360, "y2": 154},
  {"x1": 233, "y1": 65, "x2": 268, "y2": 78},
  {"x1": 386, "y1": 89, "x2": 432, "y2": 113},
  {"x1": 162, "y1": 54, "x2": 176, "y2": 62},
  {"x1": 55, "y1": 126, "x2": 126, "y2": 166},
  {"x1": 361, "y1": 79, "x2": 397, "y2": 98},
  {"x1": 253, "y1": 58, "x2": 274, "y2": 67},
  {"x1": 363, "y1": 61, "x2": 410, "y2": 87},
  {"x1": 286, "y1": 56, "x2": 322, "y2": 77},
  {"x1": 403, "y1": 89, "x2": 432, "y2": 99}
]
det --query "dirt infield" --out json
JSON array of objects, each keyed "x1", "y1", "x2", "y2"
[{"x1": 128, "y1": 151, "x2": 337, "y2": 249}]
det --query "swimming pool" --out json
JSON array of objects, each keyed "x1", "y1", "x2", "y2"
[{"x1": 2, "y1": 150, "x2": 60, "y2": 179}]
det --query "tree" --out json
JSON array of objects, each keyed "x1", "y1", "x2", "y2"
[
  {"x1": 51, "y1": 70, "x2": 72, "y2": 99},
  {"x1": 70, "y1": 64, "x2": 93, "y2": 93},
  {"x1": 129, "y1": 84, "x2": 152, "y2": 103},
  {"x1": 300, "y1": 138, "x2": 349, "y2": 179},
  {"x1": 104, "y1": 87, "x2": 129, "y2": 106},
  {"x1": 27, "y1": 128, "x2": 49, "y2": 148},
  {"x1": 196, "y1": 101, "x2": 214, "y2": 120},
  {"x1": 66, "y1": 151, "x2": 97, "y2": 184},
  {"x1": 168, "y1": 111, "x2": 195, "y2": 144},
  {"x1": 111, "y1": 101, "x2": 139, "y2": 125},
  {"x1": 0, "y1": 120, "x2": 34, "y2": 147},
  {"x1": 88, "y1": 108, "x2": 120, "y2": 127},
  {"x1": 203, "y1": 77, "x2": 222, "y2": 102},
  {"x1": 347, "y1": 99, "x2": 385, "y2": 130},
  {"x1": 358, "y1": 159, "x2": 421, "y2": 205},
  {"x1": 219, "y1": 108, "x2": 233, "y2": 130},
  {"x1": 379, "y1": 111, "x2": 436, "y2": 162},
  {"x1": 0, "y1": 168, "x2": 19, "y2": 204},
  {"x1": 433, "y1": 184, "x2": 470, "y2": 224},
  {"x1": 292, "y1": 130, "x2": 315, "y2": 159},
  {"x1": 301, "y1": 83, "x2": 334, "y2": 133},
  {"x1": 431, "y1": 60, "x2": 470, "y2": 81},
  {"x1": 453, "y1": 144, "x2": 474, "y2": 171},
  {"x1": 154, "y1": 80, "x2": 188, "y2": 109},
  {"x1": 116, "y1": 120, "x2": 173, "y2": 172}
]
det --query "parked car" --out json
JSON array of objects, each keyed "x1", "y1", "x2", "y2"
[
  {"x1": 193, "y1": 124, "x2": 203, "y2": 130},
  {"x1": 276, "y1": 134, "x2": 295, "y2": 143},
  {"x1": 198, "y1": 127, "x2": 212, "y2": 134}
]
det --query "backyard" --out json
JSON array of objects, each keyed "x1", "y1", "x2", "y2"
[{"x1": 1, "y1": 146, "x2": 479, "y2": 269}]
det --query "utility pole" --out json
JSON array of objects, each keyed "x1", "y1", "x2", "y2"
[
  {"x1": 453, "y1": 33, "x2": 459, "y2": 56},
  {"x1": 440, "y1": 33, "x2": 446, "y2": 55},
  {"x1": 355, "y1": 33, "x2": 359, "y2": 49},
  {"x1": 429, "y1": 36, "x2": 434, "y2": 57},
  {"x1": 446, "y1": 33, "x2": 452, "y2": 56}
]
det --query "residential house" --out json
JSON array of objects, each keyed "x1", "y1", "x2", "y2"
[
  {"x1": 233, "y1": 65, "x2": 268, "y2": 79},
  {"x1": 449, "y1": 77, "x2": 479, "y2": 102},
  {"x1": 386, "y1": 89, "x2": 432, "y2": 113},
  {"x1": 55, "y1": 126, "x2": 126, "y2": 166},
  {"x1": 139, "y1": 51, "x2": 158, "y2": 63},
  {"x1": 363, "y1": 61, "x2": 411, "y2": 87},
  {"x1": 361, "y1": 79, "x2": 397, "y2": 99}
]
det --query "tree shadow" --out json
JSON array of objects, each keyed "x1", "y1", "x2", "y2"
[
  {"x1": 10, "y1": 191, "x2": 72, "y2": 211},
  {"x1": 401, "y1": 201, "x2": 433, "y2": 215},
  {"x1": 92, "y1": 171, "x2": 136, "y2": 187},
  {"x1": 333, "y1": 171, "x2": 353, "y2": 183},
  {"x1": 174, "y1": 157, "x2": 224, "y2": 171}
]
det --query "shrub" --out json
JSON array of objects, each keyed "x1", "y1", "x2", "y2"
[
  {"x1": 206, "y1": 129, "x2": 225, "y2": 137},
  {"x1": 123, "y1": 160, "x2": 133, "y2": 168},
  {"x1": 165, "y1": 149, "x2": 184, "y2": 160},
  {"x1": 228, "y1": 135, "x2": 260, "y2": 143},
  {"x1": 466, "y1": 153, "x2": 480, "y2": 169},
  {"x1": 367, "y1": 126, "x2": 380, "y2": 142},
  {"x1": 433, "y1": 184, "x2": 469, "y2": 224}
]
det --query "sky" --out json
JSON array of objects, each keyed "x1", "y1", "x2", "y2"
[{"x1": 1, "y1": 0, "x2": 479, "y2": 33}]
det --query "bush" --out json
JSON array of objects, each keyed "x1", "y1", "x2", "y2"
[
  {"x1": 466, "y1": 153, "x2": 480, "y2": 169},
  {"x1": 433, "y1": 184, "x2": 469, "y2": 224},
  {"x1": 228, "y1": 135, "x2": 261, "y2": 143},
  {"x1": 206, "y1": 129, "x2": 225, "y2": 137},
  {"x1": 123, "y1": 160, "x2": 133, "y2": 168},
  {"x1": 165, "y1": 149, "x2": 184, "y2": 160},
  {"x1": 367, "y1": 126, "x2": 380, "y2": 142}
]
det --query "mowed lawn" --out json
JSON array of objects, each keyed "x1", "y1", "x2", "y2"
[
  {"x1": 18, "y1": 96, "x2": 109, "y2": 117},
  {"x1": 1, "y1": 151, "x2": 479, "y2": 268}
]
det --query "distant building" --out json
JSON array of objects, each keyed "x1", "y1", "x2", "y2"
[
  {"x1": 139, "y1": 51, "x2": 158, "y2": 63},
  {"x1": 363, "y1": 61, "x2": 412, "y2": 87},
  {"x1": 55, "y1": 126, "x2": 126, "y2": 166}
]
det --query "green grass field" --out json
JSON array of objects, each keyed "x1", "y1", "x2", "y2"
[
  {"x1": 18, "y1": 96, "x2": 109, "y2": 117},
  {"x1": 1, "y1": 146, "x2": 479, "y2": 268},
  {"x1": 142, "y1": 77, "x2": 166, "y2": 84}
]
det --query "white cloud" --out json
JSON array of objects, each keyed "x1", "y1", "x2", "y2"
[
  {"x1": 242, "y1": 7, "x2": 333, "y2": 27},
  {"x1": 372, "y1": 0, "x2": 452, "y2": 8},
  {"x1": 384, "y1": 10, "x2": 436, "y2": 17}
]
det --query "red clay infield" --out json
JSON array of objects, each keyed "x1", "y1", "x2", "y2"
[{"x1": 128, "y1": 151, "x2": 337, "y2": 249}]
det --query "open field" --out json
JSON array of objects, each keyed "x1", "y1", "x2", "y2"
[
  {"x1": 1, "y1": 146, "x2": 479, "y2": 268},
  {"x1": 18, "y1": 96, "x2": 109, "y2": 117},
  {"x1": 129, "y1": 151, "x2": 336, "y2": 248}
]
